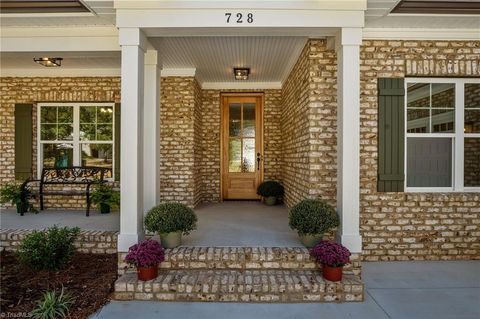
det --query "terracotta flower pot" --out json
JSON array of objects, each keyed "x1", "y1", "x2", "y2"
[
  {"x1": 322, "y1": 264, "x2": 343, "y2": 282},
  {"x1": 137, "y1": 266, "x2": 158, "y2": 281}
]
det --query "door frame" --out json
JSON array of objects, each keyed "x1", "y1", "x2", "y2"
[{"x1": 220, "y1": 92, "x2": 264, "y2": 201}]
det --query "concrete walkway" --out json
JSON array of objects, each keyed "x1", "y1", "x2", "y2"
[{"x1": 92, "y1": 260, "x2": 480, "y2": 319}]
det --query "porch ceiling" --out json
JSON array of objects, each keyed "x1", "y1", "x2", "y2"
[{"x1": 150, "y1": 36, "x2": 308, "y2": 85}]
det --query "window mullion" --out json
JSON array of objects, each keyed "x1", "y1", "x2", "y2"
[
  {"x1": 454, "y1": 81, "x2": 465, "y2": 191},
  {"x1": 73, "y1": 104, "x2": 80, "y2": 167}
]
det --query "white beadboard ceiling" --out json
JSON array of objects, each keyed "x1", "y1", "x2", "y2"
[{"x1": 151, "y1": 36, "x2": 308, "y2": 84}]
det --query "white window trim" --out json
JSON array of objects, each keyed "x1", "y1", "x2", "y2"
[
  {"x1": 404, "y1": 77, "x2": 480, "y2": 193},
  {"x1": 37, "y1": 102, "x2": 115, "y2": 180}
]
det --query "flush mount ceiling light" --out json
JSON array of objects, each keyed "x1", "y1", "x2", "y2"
[
  {"x1": 33, "y1": 57, "x2": 63, "y2": 67},
  {"x1": 233, "y1": 68, "x2": 250, "y2": 80}
]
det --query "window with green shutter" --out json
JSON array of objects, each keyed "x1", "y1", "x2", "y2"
[
  {"x1": 15, "y1": 104, "x2": 33, "y2": 181},
  {"x1": 377, "y1": 78, "x2": 405, "y2": 192}
]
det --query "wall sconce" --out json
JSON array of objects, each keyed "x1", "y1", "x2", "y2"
[
  {"x1": 33, "y1": 57, "x2": 63, "y2": 67},
  {"x1": 233, "y1": 68, "x2": 250, "y2": 80}
]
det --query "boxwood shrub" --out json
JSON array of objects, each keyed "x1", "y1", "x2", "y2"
[
  {"x1": 288, "y1": 199, "x2": 339, "y2": 235},
  {"x1": 18, "y1": 225, "x2": 80, "y2": 271},
  {"x1": 256, "y1": 181, "x2": 284, "y2": 198},
  {"x1": 145, "y1": 202, "x2": 197, "y2": 235}
]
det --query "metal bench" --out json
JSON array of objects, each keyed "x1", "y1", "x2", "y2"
[{"x1": 23, "y1": 166, "x2": 111, "y2": 216}]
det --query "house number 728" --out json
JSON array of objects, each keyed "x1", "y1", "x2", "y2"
[{"x1": 225, "y1": 13, "x2": 254, "y2": 24}]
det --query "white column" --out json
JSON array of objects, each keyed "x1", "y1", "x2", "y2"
[
  {"x1": 118, "y1": 28, "x2": 146, "y2": 252},
  {"x1": 143, "y1": 50, "x2": 161, "y2": 211},
  {"x1": 336, "y1": 28, "x2": 363, "y2": 253}
]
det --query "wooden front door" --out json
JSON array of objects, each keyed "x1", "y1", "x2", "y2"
[{"x1": 221, "y1": 93, "x2": 263, "y2": 200}]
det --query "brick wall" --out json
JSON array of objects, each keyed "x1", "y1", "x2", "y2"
[
  {"x1": 1, "y1": 229, "x2": 118, "y2": 254},
  {"x1": 0, "y1": 77, "x2": 120, "y2": 209},
  {"x1": 281, "y1": 40, "x2": 337, "y2": 208},
  {"x1": 160, "y1": 77, "x2": 198, "y2": 206},
  {"x1": 359, "y1": 40, "x2": 480, "y2": 261}
]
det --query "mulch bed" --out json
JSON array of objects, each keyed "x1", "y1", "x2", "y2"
[{"x1": 1, "y1": 251, "x2": 117, "y2": 319}]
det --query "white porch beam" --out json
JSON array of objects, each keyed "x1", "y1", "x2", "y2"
[
  {"x1": 335, "y1": 27, "x2": 363, "y2": 253},
  {"x1": 0, "y1": 26, "x2": 120, "y2": 52},
  {"x1": 143, "y1": 49, "x2": 161, "y2": 212},
  {"x1": 118, "y1": 28, "x2": 147, "y2": 252}
]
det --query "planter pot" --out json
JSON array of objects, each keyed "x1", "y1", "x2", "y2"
[
  {"x1": 99, "y1": 203, "x2": 111, "y2": 214},
  {"x1": 160, "y1": 231, "x2": 182, "y2": 249},
  {"x1": 299, "y1": 233, "x2": 323, "y2": 248},
  {"x1": 264, "y1": 196, "x2": 277, "y2": 206},
  {"x1": 137, "y1": 266, "x2": 158, "y2": 281},
  {"x1": 16, "y1": 201, "x2": 27, "y2": 216},
  {"x1": 322, "y1": 264, "x2": 343, "y2": 282}
]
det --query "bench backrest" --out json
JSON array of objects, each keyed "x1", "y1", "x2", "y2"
[{"x1": 41, "y1": 166, "x2": 111, "y2": 184}]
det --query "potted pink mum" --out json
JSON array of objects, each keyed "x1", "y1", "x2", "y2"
[
  {"x1": 310, "y1": 240, "x2": 351, "y2": 282},
  {"x1": 125, "y1": 239, "x2": 165, "y2": 281}
]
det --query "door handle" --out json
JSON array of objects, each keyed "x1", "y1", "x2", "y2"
[{"x1": 257, "y1": 152, "x2": 261, "y2": 170}]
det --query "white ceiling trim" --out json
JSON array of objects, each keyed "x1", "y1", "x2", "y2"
[
  {"x1": 160, "y1": 68, "x2": 196, "y2": 77},
  {"x1": 201, "y1": 82, "x2": 282, "y2": 90},
  {"x1": 363, "y1": 28, "x2": 480, "y2": 40},
  {"x1": 0, "y1": 68, "x2": 120, "y2": 77}
]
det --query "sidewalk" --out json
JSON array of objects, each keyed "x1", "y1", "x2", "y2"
[{"x1": 92, "y1": 260, "x2": 480, "y2": 319}]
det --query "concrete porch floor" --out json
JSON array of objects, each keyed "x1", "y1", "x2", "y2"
[{"x1": 0, "y1": 202, "x2": 300, "y2": 247}]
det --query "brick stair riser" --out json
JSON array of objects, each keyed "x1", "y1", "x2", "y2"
[
  {"x1": 114, "y1": 270, "x2": 364, "y2": 303},
  {"x1": 118, "y1": 248, "x2": 361, "y2": 275}
]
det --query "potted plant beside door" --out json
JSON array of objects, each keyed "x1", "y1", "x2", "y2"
[
  {"x1": 0, "y1": 182, "x2": 36, "y2": 216},
  {"x1": 90, "y1": 183, "x2": 120, "y2": 214},
  {"x1": 257, "y1": 181, "x2": 284, "y2": 206},
  {"x1": 145, "y1": 202, "x2": 198, "y2": 249},
  {"x1": 310, "y1": 240, "x2": 351, "y2": 282},
  {"x1": 125, "y1": 239, "x2": 165, "y2": 281},
  {"x1": 288, "y1": 198, "x2": 339, "y2": 248}
]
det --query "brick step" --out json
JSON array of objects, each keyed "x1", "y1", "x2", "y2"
[
  {"x1": 114, "y1": 269, "x2": 364, "y2": 303},
  {"x1": 119, "y1": 247, "x2": 361, "y2": 275}
]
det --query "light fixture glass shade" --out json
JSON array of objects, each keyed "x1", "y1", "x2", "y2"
[
  {"x1": 34, "y1": 57, "x2": 63, "y2": 67},
  {"x1": 233, "y1": 68, "x2": 250, "y2": 80}
]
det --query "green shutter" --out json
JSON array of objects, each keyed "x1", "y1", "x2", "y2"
[
  {"x1": 15, "y1": 104, "x2": 33, "y2": 181},
  {"x1": 378, "y1": 78, "x2": 405, "y2": 192},
  {"x1": 114, "y1": 103, "x2": 121, "y2": 181}
]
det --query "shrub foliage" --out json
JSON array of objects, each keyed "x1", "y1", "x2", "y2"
[
  {"x1": 288, "y1": 199, "x2": 339, "y2": 235},
  {"x1": 256, "y1": 181, "x2": 284, "y2": 197},
  {"x1": 18, "y1": 225, "x2": 80, "y2": 271},
  {"x1": 145, "y1": 202, "x2": 197, "y2": 235},
  {"x1": 31, "y1": 287, "x2": 73, "y2": 319}
]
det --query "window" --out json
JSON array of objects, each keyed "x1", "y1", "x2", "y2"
[
  {"x1": 405, "y1": 79, "x2": 480, "y2": 191},
  {"x1": 38, "y1": 103, "x2": 115, "y2": 179}
]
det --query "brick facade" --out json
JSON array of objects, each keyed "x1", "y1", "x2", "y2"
[
  {"x1": 359, "y1": 40, "x2": 480, "y2": 261},
  {"x1": 1, "y1": 40, "x2": 479, "y2": 262},
  {"x1": 0, "y1": 77, "x2": 120, "y2": 209},
  {"x1": 281, "y1": 40, "x2": 337, "y2": 208}
]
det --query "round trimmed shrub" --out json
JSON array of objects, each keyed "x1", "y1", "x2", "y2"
[
  {"x1": 18, "y1": 225, "x2": 80, "y2": 271},
  {"x1": 256, "y1": 181, "x2": 284, "y2": 198},
  {"x1": 288, "y1": 199, "x2": 339, "y2": 235},
  {"x1": 145, "y1": 202, "x2": 197, "y2": 235}
]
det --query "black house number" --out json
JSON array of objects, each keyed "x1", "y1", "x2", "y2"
[{"x1": 225, "y1": 13, "x2": 254, "y2": 24}]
